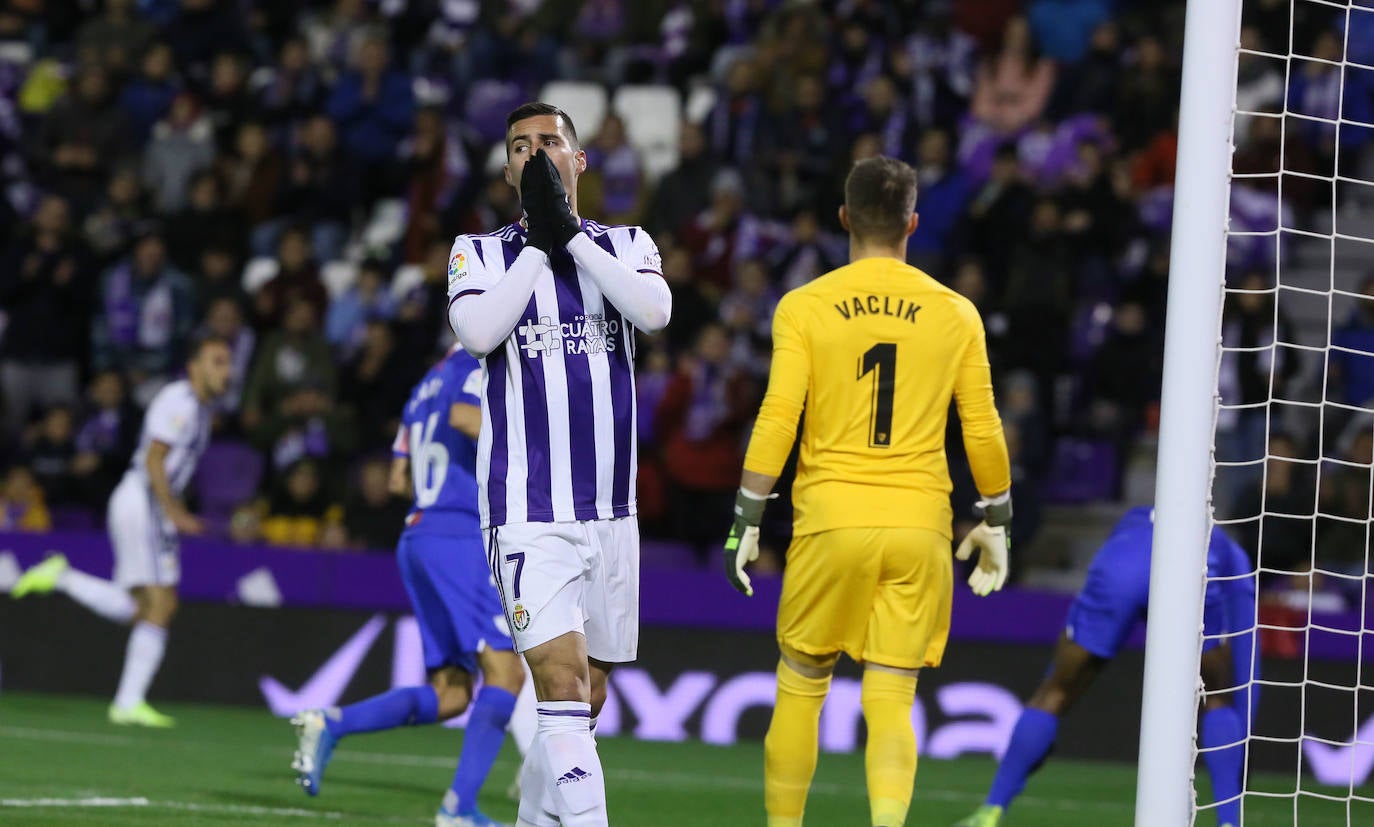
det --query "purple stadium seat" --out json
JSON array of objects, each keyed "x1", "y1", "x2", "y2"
[
  {"x1": 1043, "y1": 438, "x2": 1118, "y2": 504},
  {"x1": 465, "y1": 80, "x2": 527, "y2": 144},
  {"x1": 640, "y1": 540, "x2": 701, "y2": 571},
  {"x1": 195, "y1": 440, "x2": 264, "y2": 536}
]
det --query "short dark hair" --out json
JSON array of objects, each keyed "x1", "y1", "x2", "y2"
[
  {"x1": 505, "y1": 101, "x2": 580, "y2": 153},
  {"x1": 187, "y1": 332, "x2": 230, "y2": 361},
  {"x1": 844, "y1": 156, "x2": 918, "y2": 245}
]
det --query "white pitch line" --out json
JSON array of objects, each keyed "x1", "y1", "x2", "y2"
[
  {"x1": 0, "y1": 725, "x2": 139, "y2": 746},
  {"x1": 0, "y1": 796, "x2": 427, "y2": 822},
  {"x1": 0, "y1": 796, "x2": 148, "y2": 807}
]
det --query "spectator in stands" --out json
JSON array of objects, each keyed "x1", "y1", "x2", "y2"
[
  {"x1": 768, "y1": 208, "x2": 846, "y2": 291},
  {"x1": 1082, "y1": 300, "x2": 1161, "y2": 444},
  {"x1": 0, "y1": 194, "x2": 92, "y2": 431},
  {"x1": 201, "y1": 295, "x2": 255, "y2": 421},
  {"x1": 827, "y1": 20, "x2": 883, "y2": 97},
  {"x1": 719, "y1": 258, "x2": 777, "y2": 374},
  {"x1": 260, "y1": 458, "x2": 342, "y2": 548},
  {"x1": 1026, "y1": 0, "x2": 1111, "y2": 64},
  {"x1": 204, "y1": 51, "x2": 254, "y2": 152},
  {"x1": 679, "y1": 168, "x2": 760, "y2": 291},
  {"x1": 661, "y1": 244, "x2": 714, "y2": 354},
  {"x1": 1330, "y1": 276, "x2": 1374, "y2": 408},
  {"x1": 656, "y1": 323, "x2": 760, "y2": 559},
  {"x1": 326, "y1": 31, "x2": 415, "y2": 204},
  {"x1": 0, "y1": 466, "x2": 52, "y2": 532},
  {"x1": 90, "y1": 229, "x2": 196, "y2": 400},
  {"x1": 645, "y1": 121, "x2": 717, "y2": 239},
  {"x1": 1002, "y1": 197, "x2": 1073, "y2": 381},
  {"x1": 907, "y1": 127, "x2": 970, "y2": 272},
  {"x1": 242, "y1": 297, "x2": 348, "y2": 465},
  {"x1": 119, "y1": 42, "x2": 180, "y2": 145},
  {"x1": 71, "y1": 370, "x2": 139, "y2": 507},
  {"x1": 763, "y1": 74, "x2": 839, "y2": 212},
  {"x1": 1113, "y1": 35, "x2": 1177, "y2": 150},
  {"x1": 255, "y1": 224, "x2": 327, "y2": 330},
  {"x1": 399, "y1": 106, "x2": 469, "y2": 262},
  {"x1": 35, "y1": 65, "x2": 130, "y2": 207},
  {"x1": 165, "y1": 170, "x2": 247, "y2": 272},
  {"x1": 847, "y1": 75, "x2": 916, "y2": 161},
  {"x1": 220, "y1": 120, "x2": 283, "y2": 228},
  {"x1": 1054, "y1": 20, "x2": 1120, "y2": 117},
  {"x1": 192, "y1": 242, "x2": 247, "y2": 310},
  {"x1": 1217, "y1": 271, "x2": 1299, "y2": 510},
  {"x1": 341, "y1": 319, "x2": 414, "y2": 450},
  {"x1": 163, "y1": 0, "x2": 250, "y2": 85},
  {"x1": 962, "y1": 143, "x2": 1033, "y2": 286},
  {"x1": 325, "y1": 259, "x2": 396, "y2": 358},
  {"x1": 394, "y1": 239, "x2": 453, "y2": 364},
  {"x1": 581, "y1": 113, "x2": 645, "y2": 226},
  {"x1": 706, "y1": 58, "x2": 764, "y2": 168},
  {"x1": 1317, "y1": 427, "x2": 1374, "y2": 575},
  {"x1": 274, "y1": 114, "x2": 358, "y2": 263},
  {"x1": 970, "y1": 15, "x2": 1055, "y2": 136},
  {"x1": 83, "y1": 166, "x2": 149, "y2": 266},
  {"x1": 75, "y1": 0, "x2": 155, "y2": 75},
  {"x1": 252, "y1": 35, "x2": 326, "y2": 137},
  {"x1": 1233, "y1": 432, "x2": 1316, "y2": 574},
  {"x1": 341, "y1": 456, "x2": 407, "y2": 550},
  {"x1": 23, "y1": 405, "x2": 78, "y2": 507},
  {"x1": 142, "y1": 92, "x2": 215, "y2": 214}
]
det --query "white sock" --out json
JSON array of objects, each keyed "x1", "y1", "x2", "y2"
[
  {"x1": 538, "y1": 701, "x2": 607, "y2": 827},
  {"x1": 517, "y1": 724, "x2": 558, "y2": 827},
  {"x1": 57, "y1": 568, "x2": 135, "y2": 624},
  {"x1": 511, "y1": 675, "x2": 538, "y2": 756},
  {"x1": 113, "y1": 622, "x2": 167, "y2": 710}
]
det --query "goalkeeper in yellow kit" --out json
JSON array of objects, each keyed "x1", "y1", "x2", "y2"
[{"x1": 723, "y1": 156, "x2": 1014, "y2": 827}]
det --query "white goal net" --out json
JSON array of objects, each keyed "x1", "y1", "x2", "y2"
[{"x1": 1207, "y1": 0, "x2": 1374, "y2": 823}]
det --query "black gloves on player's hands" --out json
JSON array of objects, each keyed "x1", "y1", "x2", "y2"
[{"x1": 520, "y1": 149, "x2": 581, "y2": 254}]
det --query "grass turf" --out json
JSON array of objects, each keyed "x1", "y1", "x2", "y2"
[{"x1": 0, "y1": 691, "x2": 1365, "y2": 826}]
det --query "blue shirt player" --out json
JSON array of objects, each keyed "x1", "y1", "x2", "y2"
[
  {"x1": 956, "y1": 507, "x2": 1258, "y2": 827},
  {"x1": 292, "y1": 345, "x2": 526, "y2": 827}
]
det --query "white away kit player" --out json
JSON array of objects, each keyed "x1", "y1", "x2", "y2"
[
  {"x1": 447, "y1": 101, "x2": 671, "y2": 827},
  {"x1": 12, "y1": 335, "x2": 232, "y2": 727}
]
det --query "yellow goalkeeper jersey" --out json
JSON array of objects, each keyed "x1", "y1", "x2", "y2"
[{"x1": 743, "y1": 256, "x2": 1011, "y2": 539}]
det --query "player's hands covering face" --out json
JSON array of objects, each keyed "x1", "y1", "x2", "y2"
[{"x1": 521, "y1": 149, "x2": 581, "y2": 254}]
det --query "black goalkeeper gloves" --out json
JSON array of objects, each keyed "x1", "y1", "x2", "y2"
[
  {"x1": 520, "y1": 149, "x2": 582, "y2": 254},
  {"x1": 723, "y1": 489, "x2": 769, "y2": 596}
]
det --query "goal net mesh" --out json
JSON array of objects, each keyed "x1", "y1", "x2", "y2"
[{"x1": 1208, "y1": 0, "x2": 1374, "y2": 823}]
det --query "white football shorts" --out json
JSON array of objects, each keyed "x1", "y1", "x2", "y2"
[
  {"x1": 107, "y1": 476, "x2": 181, "y2": 588},
  {"x1": 484, "y1": 516, "x2": 639, "y2": 663}
]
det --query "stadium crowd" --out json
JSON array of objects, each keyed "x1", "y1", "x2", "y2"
[{"x1": 0, "y1": 0, "x2": 1368, "y2": 583}]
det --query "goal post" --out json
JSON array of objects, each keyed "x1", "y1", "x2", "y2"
[{"x1": 1135, "y1": 0, "x2": 1244, "y2": 824}]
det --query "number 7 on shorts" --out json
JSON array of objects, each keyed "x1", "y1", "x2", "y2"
[{"x1": 504, "y1": 552, "x2": 525, "y2": 599}]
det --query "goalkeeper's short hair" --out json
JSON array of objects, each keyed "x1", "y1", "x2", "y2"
[{"x1": 844, "y1": 156, "x2": 918, "y2": 246}]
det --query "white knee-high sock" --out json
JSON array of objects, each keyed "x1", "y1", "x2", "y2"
[
  {"x1": 517, "y1": 723, "x2": 559, "y2": 827},
  {"x1": 510, "y1": 665, "x2": 538, "y2": 757},
  {"x1": 57, "y1": 569, "x2": 135, "y2": 624},
  {"x1": 113, "y1": 622, "x2": 167, "y2": 710},
  {"x1": 538, "y1": 701, "x2": 607, "y2": 827}
]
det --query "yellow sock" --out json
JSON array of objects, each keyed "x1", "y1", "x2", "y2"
[
  {"x1": 764, "y1": 659, "x2": 831, "y2": 827},
  {"x1": 862, "y1": 668, "x2": 918, "y2": 827}
]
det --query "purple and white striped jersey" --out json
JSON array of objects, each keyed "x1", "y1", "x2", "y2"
[{"x1": 446, "y1": 220, "x2": 663, "y2": 529}]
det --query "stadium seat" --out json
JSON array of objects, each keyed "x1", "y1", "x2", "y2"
[
  {"x1": 194, "y1": 440, "x2": 264, "y2": 536},
  {"x1": 611, "y1": 84, "x2": 682, "y2": 182},
  {"x1": 360, "y1": 198, "x2": 408, "y2": 251},
  {"x1": 389, "y1": 263, "x2": 426, "y2": 302},
  {"x1": 465, "y1": 80, "x2": 527, "y2": 144},
  {"x1": 538, "y1": 81, "x2": 609, "y2": 142},
  {"x1": 320, "y1": 260, "x2": 358, "y2": 301},
  {"x1": 684, "y1": 84, "x2": 716, "y2": 125},
  {"x1": 1043, "y1": 438, "x2": 1119, "y2": 504},
  {"x1": 240, "y1": 257, "x2": 280, "y2": 294}
]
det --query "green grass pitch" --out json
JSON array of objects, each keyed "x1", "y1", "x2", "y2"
[{"x1": 0, "y1": 691, "x2": 1365, "y2": 826}]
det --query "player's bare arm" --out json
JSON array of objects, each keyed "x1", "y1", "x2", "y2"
[
  {"x1": 145, "y1": 440, "x2": 202, "y2": 536},
  {"x1": 388, "y1": 456, "x2": 410, "y2": 498},
  {"x1": 449, "y1": 402, "x2": 480, "y2": 440}
]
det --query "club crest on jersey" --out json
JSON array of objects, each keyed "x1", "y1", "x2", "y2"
[{"x1": 511, "y1": 602, "x2": 530, "y2": 631}]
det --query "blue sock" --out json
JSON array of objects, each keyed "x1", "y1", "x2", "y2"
[
  {"x1": 450, "y1": 686, "x2": 518, "y2": 814},
  {"x1": 986, "y1": 708, "x2": 1058, "y2": 809},
  {"x1": 1201, "y1": 706, "x2": 1245, "y2": 825},
  {"x1": 327, "y1": 685, "x2": 440, "y2": 738}
]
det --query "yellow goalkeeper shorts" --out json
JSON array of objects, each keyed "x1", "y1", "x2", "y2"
[{"x1": 776, "y1": 526, "x2": 953, "y2": 670}]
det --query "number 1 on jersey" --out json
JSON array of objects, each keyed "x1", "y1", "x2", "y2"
[{"x1": 859, "y1": 342, "x2": 897, "y2": 448}]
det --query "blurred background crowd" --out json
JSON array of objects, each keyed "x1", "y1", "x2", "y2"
[{"x1": 0, "y1": 0, "x2": 1371, "y2": 609}]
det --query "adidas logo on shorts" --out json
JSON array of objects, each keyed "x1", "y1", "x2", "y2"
[{"x1": 556, "y1": 767, "x2": 591, "y2": 786}]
